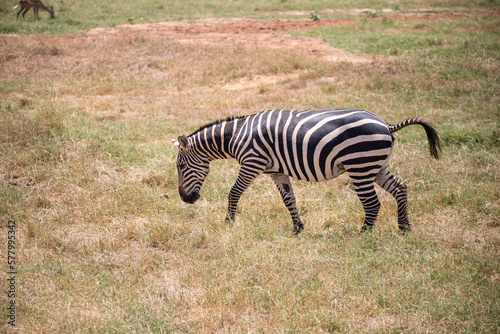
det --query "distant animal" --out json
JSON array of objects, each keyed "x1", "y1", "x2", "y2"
[
  {"x1": 173, "y1": 108, "x2": 441, "y2": 234},
  {"x1": 15, "y1": 0, "x2": 54, "y2": 20}
]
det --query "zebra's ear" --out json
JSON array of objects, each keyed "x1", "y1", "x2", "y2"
[
  {"x1": 172, "y1": 139, "x2": 180, "y2": 148},
  {"x1": 177, "y1": 135, "x2": 189, "y2": 150}
]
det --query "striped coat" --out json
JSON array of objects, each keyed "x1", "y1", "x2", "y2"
[{"x1": 173, "y1": 108, "x2": 440, "y2": 234}]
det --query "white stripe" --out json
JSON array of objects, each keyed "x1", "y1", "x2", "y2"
[
  {"x1": 220, "y1": 121, "x2": 227, "y2": 156},
  {"x1": 282, "y1": 113, "x2": 297, "y2": 178},
  {"x1": 266, "y1": 109, "x2": 274, "y2": 144},
  {"x1": 347, "y1": 167, "x2": 382, "y2": 177},
  {"x1": 273, "y1": 111, "x2": 288, "y2": 175}
]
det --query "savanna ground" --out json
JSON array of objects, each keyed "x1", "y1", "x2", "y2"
[{"x1": 1, "y1": 0, "x2": 499, "y2": 332}]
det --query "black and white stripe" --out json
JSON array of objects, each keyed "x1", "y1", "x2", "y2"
[{"x1": 173, "y1": 108, "x2": 441, "y2": 234}]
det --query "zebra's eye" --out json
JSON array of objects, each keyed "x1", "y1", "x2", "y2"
[{"x1": 179, "y1": 161, "x2": 187, "y2": 169}]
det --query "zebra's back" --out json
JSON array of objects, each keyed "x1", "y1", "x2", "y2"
[{"x1": 236, "y1": 108, "x2": 394, "y2": 182}]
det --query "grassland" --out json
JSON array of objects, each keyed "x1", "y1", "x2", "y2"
[
  {"x1": 1, "y1": 1, "x2": 499, "y2": 333},
  {"x1": 1, "y1": 0, "x2": 498, "y2": 34}
]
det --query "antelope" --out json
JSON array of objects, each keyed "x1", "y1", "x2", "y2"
[{"x1": 15, "y1": 0, "x2": 54, "y2": 20}]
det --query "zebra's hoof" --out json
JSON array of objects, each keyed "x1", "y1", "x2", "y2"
[
  {"x1": 225, "y1": 214, "x2": 235, "y2": 225},
  {"x1": 399, "y1": 224, "x2": 412, "y2": 234},
  {"x1": 359, "y1": 224, "x2": 374, "y2": 234},
  {"x1": 293, "y1": 223, "x2": 304, "y2": 235}
]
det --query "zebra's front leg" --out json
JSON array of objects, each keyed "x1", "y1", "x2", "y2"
[
  {"x1": 271, "y1": 173, "x2": 303, "y2": 234},
  {"x1": 226, "y1": 164, "x2": 263, "y2": 224}
]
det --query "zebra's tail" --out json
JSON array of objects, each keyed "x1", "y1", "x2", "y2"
[{"x1": 388, "y1": 117, "x2": 441, "y2": 159}]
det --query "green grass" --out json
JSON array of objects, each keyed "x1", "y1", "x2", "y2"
[
  {"x1": 294, "y1": 16, "x2": 499, "y2": 56},
  {"x1": 1, "y1": 0, "x2": 499, "y2": 34},
  {"x1": 1, "y1": 1, "x2": 500, "y2": 332},
  {"x1": 292, "y1": 16, "x2": 499, "y2": 134}
]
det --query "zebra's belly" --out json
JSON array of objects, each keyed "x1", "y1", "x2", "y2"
[
  {"x1": 321, "y1": 162, "x2": 346, "y2": 181},
  {"x1": 264, "y1": 162, "x2": 346, "y2": 181}
]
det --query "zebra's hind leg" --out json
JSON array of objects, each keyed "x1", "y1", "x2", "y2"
[
  {"x1": 271, "y1": 173, "x2": 303, "y2": 234},
  {"x1": 348, "y1": 174, "x2": 381, "y2": 233},
  {"x1": 375, "y1": 167, "x2": 411, "y2": 233}
]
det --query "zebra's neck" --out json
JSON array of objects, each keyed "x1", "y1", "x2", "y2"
[{"x1": 188, "y1": 117, "x2": 245, "y2": 161}]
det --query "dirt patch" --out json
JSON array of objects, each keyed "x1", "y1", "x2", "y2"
[
  {"x1": 87, "y1": 9, "x2": 494, "y2": 36},
  {"x1": 84, "y1": 17, "x2": 372, "y2": 63},
  {"x1": 75, "y1": 8, "x2": 496, "y2": 63},
  {"x1": 88, "y1": 17, "x2": 359, "y2": 36},
  {"x1": 4, "y1": 8, "x2": 498, "y2": 64}
]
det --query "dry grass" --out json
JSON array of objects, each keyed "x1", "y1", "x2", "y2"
[{"x1": 1, "y1": 13, "x2": 499, "y2": 333}]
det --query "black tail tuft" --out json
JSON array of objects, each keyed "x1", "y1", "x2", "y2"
[{"x1": 389, "y1": 117, "x2": 442, "y2": 159}]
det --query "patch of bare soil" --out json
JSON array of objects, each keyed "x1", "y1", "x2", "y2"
[
  {"x1": 42, "y1": 7, "x2": 496, "y2": 68},
  {"x1": 73, "y1": 8, "x2": 498, "y2": 63},
  {"x1": 83, "y1": 17, "x2": 372, "y2": 63}
]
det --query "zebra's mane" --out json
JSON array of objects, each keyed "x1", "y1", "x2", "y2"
[{"x1": 188, "y1": 115, "x2": 247, "y2": 137}]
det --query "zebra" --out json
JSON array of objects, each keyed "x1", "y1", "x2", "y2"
[{"x1": 172, "y1": 108, "x2": 441, "y2": 234}]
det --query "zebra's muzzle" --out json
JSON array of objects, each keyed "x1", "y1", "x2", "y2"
[{"x1": 180, "y1": 190, "x2": 200, "y2": 204}]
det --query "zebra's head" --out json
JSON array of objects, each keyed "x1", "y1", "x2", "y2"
[{"x1": 172, "y1": 135, "x2": 210, "y2": 204}]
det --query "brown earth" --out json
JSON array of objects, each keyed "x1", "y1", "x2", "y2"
[{"x1": 54, "y1": 8, "x2": 498, "y2": 64}]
